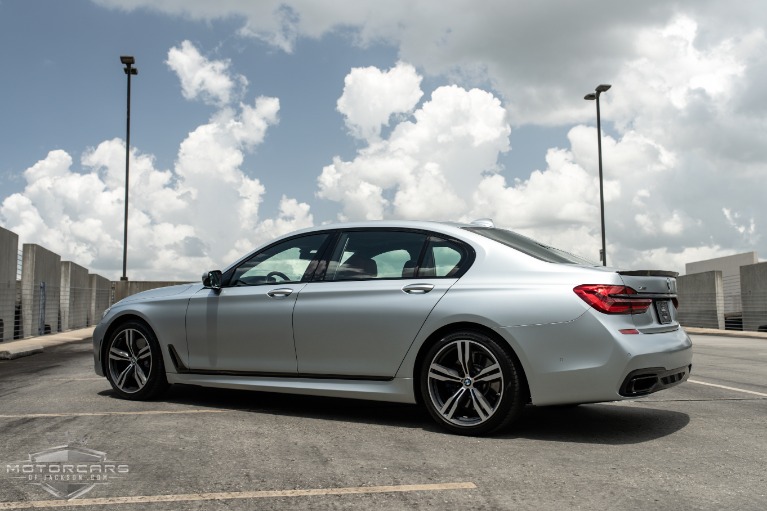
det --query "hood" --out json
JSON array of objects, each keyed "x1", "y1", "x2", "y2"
[{"x1": 115, "y1": 283, "x2": 198, "y2": 305}]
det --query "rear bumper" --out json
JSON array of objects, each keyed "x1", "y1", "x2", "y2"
[{"x1": 500, "y1": 311, "x2": 693, "y2": 406}]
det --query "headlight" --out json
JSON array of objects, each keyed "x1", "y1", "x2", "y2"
[{"x1": 101, "y1": 307, "x2": 112, "y2": 320}]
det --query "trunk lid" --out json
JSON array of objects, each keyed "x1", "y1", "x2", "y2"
[{"x1": 617, "y1": 270, "x2": 679, "y2": 332}]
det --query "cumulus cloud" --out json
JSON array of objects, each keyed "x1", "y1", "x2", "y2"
[
  {"x1": 337, "y1": 62, "x2": 423, "y2": 141},
  {"x1": 319, "y1": 82, "x2": 510, "y2": 221},
  {"x1": 1, "y1": 41, "x2": 311, "y2": 280},
  {"x1": 318, "y1": 41, "x2": 762, "y2": 271},
  {"x1": 6, "y1": 3, "x2": 767, "y2": 277},
  {"x1": 166, "y1": 40, "x2": 246, "y2": 106}
]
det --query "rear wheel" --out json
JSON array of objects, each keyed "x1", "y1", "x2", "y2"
[
  {"x1": 105, "y1": 321, "x2": 168, "y2": 400},
  {"x1": 420, "y1": 331, "x2": 524, "y2": 436}
]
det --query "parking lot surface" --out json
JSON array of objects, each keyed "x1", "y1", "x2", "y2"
[{"x1": 0, "y1": 334, "x2": 765, "y2": 510}]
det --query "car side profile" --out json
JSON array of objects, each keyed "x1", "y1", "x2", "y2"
[{"x1": 93, "y1": 220, "x2": 692, "y2": 435}]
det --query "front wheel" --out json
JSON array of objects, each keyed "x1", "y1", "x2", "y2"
[
  {"x1": 420, "y1": 331, "x2": 525, "y2": 436},
  {"x1": 105, "y1": 321, "x2": 168, "y2": 400}
]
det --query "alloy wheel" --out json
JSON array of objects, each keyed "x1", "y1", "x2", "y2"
[
  {"x1": 108, "y1": 328, "x2": 152, "y2": 394},
  {"x1": 426, "y1": 339, "x2": 504, "y2": 427}
]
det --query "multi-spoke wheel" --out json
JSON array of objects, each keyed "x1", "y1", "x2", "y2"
[
  {"x1": 420, "y1": 331, "x2": 524, "y2": 435},
  {"x1": 105, "y1": 321, "x2": 167, "y2": 400}
]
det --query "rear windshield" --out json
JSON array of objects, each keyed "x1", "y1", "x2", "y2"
[{"x1": 463, "y1": 227, "x2": 596, "y2": 265}]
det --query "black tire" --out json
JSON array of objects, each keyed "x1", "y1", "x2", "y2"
[
  {"x1": 105, "y1": 321, "x2": 168, "y2": 400},
  {"x1": 420, "y1": 330, "x2": 524, "y2": 436}
]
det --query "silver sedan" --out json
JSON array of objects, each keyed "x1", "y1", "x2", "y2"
[{"x1": 93, "y1": 220, "x2": 692, "y2": 435}]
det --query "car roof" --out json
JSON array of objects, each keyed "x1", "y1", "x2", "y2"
[{"x1": 286, "y1": 220, "x2": 473, "y2": 237}]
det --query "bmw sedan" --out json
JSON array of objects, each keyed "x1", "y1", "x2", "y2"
[{"x1": 93, "y1": 220, "x2": 692, "y2": 435}]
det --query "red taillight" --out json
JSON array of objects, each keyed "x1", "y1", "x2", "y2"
[{"x1": 573, "y1": 285, "x2": 652, "y2": 315}]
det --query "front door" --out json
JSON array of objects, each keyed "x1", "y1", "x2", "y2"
[{"x1": 185, "y1": 233, "x2": 329, "y2": 373}]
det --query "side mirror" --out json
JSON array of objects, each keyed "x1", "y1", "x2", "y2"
[{"x1": 202, "y1": 270, "x2": 222, "y2": 290}]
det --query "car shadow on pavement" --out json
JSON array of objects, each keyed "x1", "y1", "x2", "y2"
[
  {"x1": 100, "y1": 384, "x2": 690, "y2": 444},
  {"x1": 504, "y1": 404, "x2": 691, "y2": 445},
  {"x1": 100, "y1": 384, "x2": 435, "y2": 430}
]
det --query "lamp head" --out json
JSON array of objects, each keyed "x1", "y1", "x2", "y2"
[
  {"x1": 595, "y1": 84, "x2": 611, "y2": 93},
  {"x1": 584, "y1": 93, "x2": 597, "y2": 101},
  {"x1": 120, "y1": 56, "x2": 135, "y2": 65}
]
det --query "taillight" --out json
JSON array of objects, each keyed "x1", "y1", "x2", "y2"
[{"x1": 574, "y1": 285, "x2": 652, "y2": 315}]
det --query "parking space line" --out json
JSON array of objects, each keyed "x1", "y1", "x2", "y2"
[
  {"x1": 688, "y1": 379, "x2": 767, "y2": 397},
  {"x1": 0, "y1": 482, "x2": 477, "y2": 509},
  {"x1": 0, "y1": 410, "x2": 227, "y2": 419},
  {"x1": 48, "y1": 377, "x2": 105, "y2": 381}
]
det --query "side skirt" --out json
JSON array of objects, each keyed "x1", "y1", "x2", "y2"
[{"x1": 166, "y1": 373, "x2": 417, "y2": 404}]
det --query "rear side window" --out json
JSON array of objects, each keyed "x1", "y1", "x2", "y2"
[
  {"x1": 419, "y1": 237, "x2": 472, "y2": 278},
  {"x1": 326, "y1": 230, "x2": 428, "y2": 281},
  {"x1": 464, "y1": 227, "x2": 595, "y2": 265}
]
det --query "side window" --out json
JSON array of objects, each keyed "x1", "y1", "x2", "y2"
[
  {"x1": 420, "y1": 237, "x2": 472, "y2": 278},
  {"x1": 327, "y1": 231, "x2": 427, "y2": 281},
  {"x1": 229, "y1": 234, "x2": 328, "y2": 286}
]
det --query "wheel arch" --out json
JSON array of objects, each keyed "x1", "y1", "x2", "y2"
[{"x1": 411, "y1": 321, "x2": 531, "y2": 406}]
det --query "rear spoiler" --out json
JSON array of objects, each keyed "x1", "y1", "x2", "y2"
[{"x1": 618, "y1": 270, "x2": 679, "y2": 278}]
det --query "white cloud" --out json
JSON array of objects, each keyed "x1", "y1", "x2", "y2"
[
  {"x1": 319, "y1": 76, "x2": 510, "y2": 222},
  {"x1": 6, "y1": 4, "x2": 767, "y2": 278},
  {"x1": 0, "y1": 42, "x2": 306, "y2": 280},
  {"x1": 337, "y1": 62, "x2": 423, "y2": 141},
  {"x1": 166, "y1": 40, "x2": 245, "y2": 106}
]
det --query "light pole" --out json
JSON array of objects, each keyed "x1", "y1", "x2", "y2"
[
  {"x1": 584, "y1": 84, "x2": 611, "y2": 266},
  {"x1": 120, "y1": 56, "x2": 137, "y2": 281}
]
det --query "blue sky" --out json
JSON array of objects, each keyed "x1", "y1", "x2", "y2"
[{"x1": 1, "y1": 1, "x2": 764, "y2": 280}]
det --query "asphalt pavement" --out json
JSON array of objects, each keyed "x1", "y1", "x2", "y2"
[{"x1": 0, "y1": 332, "x2": 765, "y2": 510}]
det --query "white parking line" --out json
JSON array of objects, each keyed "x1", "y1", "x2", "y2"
[
  {"x1": 0, "y1": 410, "x2": 227, "y2": 419},
  {"x1": 688, "y1": 379, "x2": 767, "y2": 397},
  {"x1": 0, "y1": 482, "x2": 477, "y2": 509}
]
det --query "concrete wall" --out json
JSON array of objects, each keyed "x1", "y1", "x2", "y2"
[
  {"x1": 741, "y1": 262, "x2": 767, "y2": 332},
  {"x1": 686, "y1": 252, "x2": 758, "y2": 315},
  {"x1": 60, "y1": 261, "x2": 90, "y2": 330},
  {"x1": 89, "y1": 274, "x2": 112, "y2": 327},
  {"x1": 21, "y1": 244, "x2": 62, "y2": 337},
  {"x1": 0, "y1": 226, "x2": 19, "y2": 341},
  {"x1": 677, "y1": 271, "x2": 725, "y2": 329}
]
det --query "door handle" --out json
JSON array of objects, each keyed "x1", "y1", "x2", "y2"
[
  {"x1": 267, "y1": 288, "x2": 293, "y2": 298},
  {"x1": 402, "y1": 283, "x2": 435, "y2": 294}
]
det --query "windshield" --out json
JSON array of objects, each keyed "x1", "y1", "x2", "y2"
[{"x1": 463, "y1": 227, "x2": 597, "y2": 265}]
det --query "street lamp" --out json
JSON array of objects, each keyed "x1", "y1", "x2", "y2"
[
  {"x1": 584, "y1": 83, "x2": 611, "y2": 266},
  {"x1": 120, "y1": 56, "x2": 137, "y2": 281}
]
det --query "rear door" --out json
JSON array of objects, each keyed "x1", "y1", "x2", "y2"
[{"x1": 292, "y1": 230, "x2": 472, "y2": 378}]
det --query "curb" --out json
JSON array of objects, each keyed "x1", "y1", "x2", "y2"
[
  {"x1": 0, "y1": 345, "x2": 44, "y2": 360},
  {"x1": 683, "y1": 327, "x2": 767, "y2": 339},
  {"x1": 0, "y1": 327, "x2": 95, "y2": 361}
]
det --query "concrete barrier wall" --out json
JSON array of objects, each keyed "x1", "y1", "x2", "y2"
[
  {"x1": 0, "y1": 226, "x2": 19, "y2": 341},
  {"x1": 60, "y1": 261, "x2": 90, "y2": 330},
  {"x1": 89, "y1": 274, "x2": 112, "y2": 327},
  {"x1": 21, "y1": 244, "x2": 62, "y2": 337},
  {"x1": 2, "y1": 225, "x2": 191, "y2": 340},
  {"x1": 741, "y1": 262, "x2": 767, "y2": 332},
  {"x1": 686, "y1": 252, "x2": 758, "y2": 316},
  {"x1": 677, "y1": 271, "x2": 725, "y2": 329}
]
